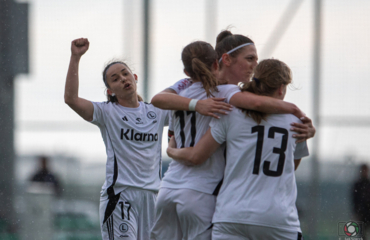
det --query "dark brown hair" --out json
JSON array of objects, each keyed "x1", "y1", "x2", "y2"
[
  {"x1": 181, "y1": 41, "x2": 218, "y2": 97},
  {"x1": 240, "y1": 59, "x2": 292, "y2": 124},
  {"x1": 102, "y1": 61, "x2": 143, "y2": 103},
  {"x1": 215, "y1": 30, "x2": 254, "y2": 69}
]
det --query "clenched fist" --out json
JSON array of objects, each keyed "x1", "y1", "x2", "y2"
[{"x1": 71, "y1": 38, "x2": 89, "y2": 57}]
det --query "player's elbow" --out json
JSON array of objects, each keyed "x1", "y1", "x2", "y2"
[
  {"x1": 151, "y1": 92, "x2": 175, "y2": 109},
  {"x1": 64, "y1": 95, "x2": 73, "y2": 105},
  {"x1": 64, "y1": 95, "x2": 77, "y2": 107},
  {"x1": 64, "y1": 90, "x2": 76, "y2": 105},
  {"x1": 150, "y1": 96, "x2": 159, "y2": 105},
  {"x1": 150, "y1": 94, "x2": 163, "y2": 108}
]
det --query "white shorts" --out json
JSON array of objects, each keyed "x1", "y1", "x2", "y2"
[
  {"x1": 212, "y1": 223, "x2": 303, "y2": 240},
  {"x1": 99, "y1": 187, "x2": 157, "y2": 240},
  {"x1": 150, "y1": 188, "x2": 216, "y2": 240}
]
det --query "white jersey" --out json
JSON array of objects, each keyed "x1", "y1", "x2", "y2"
[
  {"x1": 90, "y1": 101, "x2": 169, "y2": 199},
  {"x1": 210, "y1": 108, "x2": 309, "y2": 232},
  {"x1": 161, "y1": 82, "x2": 240, "y2": 194},
  {"x1": 167, "y1": 78, "x2": 193, "y2": 135},
  {"x1": 168, "y1": 78, "x2": 193, "y2": 94}
]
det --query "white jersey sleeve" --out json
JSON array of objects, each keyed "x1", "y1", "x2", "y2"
[
  {"x1": 90, "y1": 101, "x2": 105, "y2": 126},
  {"x1": 215, "y1": 84, "x2": 240, "y2": 103},
  {"x1": 209, "y1": 116, "x2": 228, "y2": 144},
  {"x1": 294, "y1": 141, "x2": 309, "y2": 159},
  {"x1": 167, "y1": 78, "x2": 193, "y2": 94},
  {"x1": 163, "y1": 109, "x2": 170, "y2": 127}
]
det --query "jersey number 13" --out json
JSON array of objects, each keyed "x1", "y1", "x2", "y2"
[{"x1": 252, "y1": 126, "x2": 288, "y2": 177}]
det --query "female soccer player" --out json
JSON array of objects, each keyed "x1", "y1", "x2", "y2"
[
  {"x1": 151, "y1": 41, "x2": 242, "y2": 240},
  {"x1": 64, "y1": 38, "x2": 230, "y2": 240},
  {"x1": 64, "y1": 38, "x2": 172, "y2": 240},
  {"x1": 167, "y1": 59, "x2": 309, "y2": 240},
  {"x1": 215, "y1": 30, "x2": 314, "y2": 135}
]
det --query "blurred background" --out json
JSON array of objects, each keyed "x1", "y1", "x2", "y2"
[{"x1": 1, "y1": 0, "x2": 370, "y2": 239}]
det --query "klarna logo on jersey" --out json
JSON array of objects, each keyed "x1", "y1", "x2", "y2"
[{"x1": 120, "y1": 128, "x2": 159, "y2": 142}]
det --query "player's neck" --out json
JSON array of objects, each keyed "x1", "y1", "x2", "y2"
[
  {"x1": 218, "y1": 70, "x2": 237, "y2": 85},
  {"x1": 117, "y1": 94, "x2": 140, "y2": 108}
]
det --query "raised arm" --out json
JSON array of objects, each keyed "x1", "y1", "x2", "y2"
[
  {"x1": 167, "y1": 128, "x2": 221, "y2": 166},
  {"x1": 64, "y1": 38, "x2": 94, "y2": 121}
]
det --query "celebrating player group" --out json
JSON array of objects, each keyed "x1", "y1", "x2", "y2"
[{"x1": 64, "y1": 30, "x2": 315, "y2": 240}]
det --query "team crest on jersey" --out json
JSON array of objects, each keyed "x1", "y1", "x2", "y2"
[
  {"x1": 119, "y1": 223, "x2": 129, "y2": 233},
  {"x1": 135, "y1": 118, "x2": 143, "y2": 124},
  {"x1": 147, "y1": 111, "x2": 156, "y2": 119}
]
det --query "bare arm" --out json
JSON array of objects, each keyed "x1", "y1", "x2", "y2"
[
  {"x1": 151, "y1": 91, "x2": 232, "y2": 119},
  {"x1": 167, "y1": 129, "x2": 221, "y2": 166},
  {"x1": 229, "y1": 92, "x2": 317, "y2": 140},
  {"x1": 151, "y1": 92, "x2": 191, "y2": 110},
  {"x1": 64, "y1": 38, "x2": 94, "y2": 121},
  {"x1": 229, "y1": 91, "x2": 304, "y2": 118},
  {"x1": 294, "y1": 159, "x2": 302, "y2": 171}
]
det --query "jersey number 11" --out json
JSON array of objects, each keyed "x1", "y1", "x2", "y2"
[{"x1": 175, "y1": 111, "x2": 197, "y2": 148}]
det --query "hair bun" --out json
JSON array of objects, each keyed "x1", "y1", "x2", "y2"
[{"x1": 216, "y1": 30, "x2": 233, "y2": 45}]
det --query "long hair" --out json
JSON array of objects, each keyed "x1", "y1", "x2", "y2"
[
  {"x1": 240, "y1": 59, "x2": 292, "y2": 124},
  {"x1": 102, "y1": 61, "x2": 143, "y2": 103},
  {"x1": 215, "y1": 30, "x2": 254, "y2": 69},
  {"x1": 181, "y1": 41, "x2": 218, "y2": 97}
]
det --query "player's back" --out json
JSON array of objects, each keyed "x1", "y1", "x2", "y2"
[
  {"x1": 161, "y1": 82, "x2": 238, "y2": 194},
  {"x1": 211, "y1": 108, "x2": 309, "y2": 232}
]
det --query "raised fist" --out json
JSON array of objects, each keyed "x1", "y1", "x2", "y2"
[{"x1": 71, "y1": 38, "x2": 89, "y2": 57}]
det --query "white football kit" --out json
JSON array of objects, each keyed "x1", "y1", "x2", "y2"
[
  {"x1": 90, "y1": 101, "x2": 169, "y2": 240},
  {"x1": 210, "y1": 108, "x2": 309, "y2": 240},
  {"x1": 151, "y1": 82, "x2": 240, "y2": 240}
]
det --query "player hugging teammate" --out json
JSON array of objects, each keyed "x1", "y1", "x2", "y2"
[{"x1": 150, "y1": 30, "x2": 315, "y2": 240}]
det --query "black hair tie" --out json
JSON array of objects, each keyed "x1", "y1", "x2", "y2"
[{"x1": 253, "y1": 77, "x2": 260, "y2": 86}]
